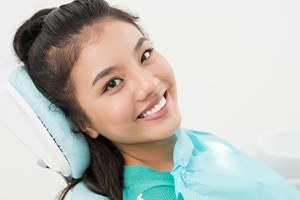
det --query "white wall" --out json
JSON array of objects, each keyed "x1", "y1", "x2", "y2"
[{"x1": 1, "y1": 0, "x2": 299, "y2": 199}]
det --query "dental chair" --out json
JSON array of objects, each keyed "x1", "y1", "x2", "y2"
[{"x1": 0, "y1": 67, "x2": 105, "y2": 200}]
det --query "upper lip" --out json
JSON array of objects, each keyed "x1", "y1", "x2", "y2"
[{"x1": 138, "y1": 91, "x2": 166, "y2": 117}]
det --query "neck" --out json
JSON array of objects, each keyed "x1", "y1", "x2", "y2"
[{"x1": 116, "y1": 135, "x2": 176, "y2": 172}]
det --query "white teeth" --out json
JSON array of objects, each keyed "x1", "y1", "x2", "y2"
[{"x1": 142, "y1": 96, "x2": 166, "y2": 118}]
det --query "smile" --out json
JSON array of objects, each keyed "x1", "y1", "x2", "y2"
[
  {"x1": 141, "y1": 96, "x2": 166, "y2": 117},
  {"x1": 138, "y1": 92, "x2": 169, "y2": 121}
]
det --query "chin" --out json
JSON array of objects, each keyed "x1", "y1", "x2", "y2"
[{"x1": 162, "y1": 111, "x2": 182, "y2": 138}]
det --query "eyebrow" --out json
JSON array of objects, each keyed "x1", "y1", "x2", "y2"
[
  {"x1": 134, "y1": 37, "x2": 149, "y2": 51},
  {"x1": 92, "y1": 66, "x2": 117, "y2": 87},
  {"x1": 92, "y1": 37, "x2": 149, "y2": 87}
]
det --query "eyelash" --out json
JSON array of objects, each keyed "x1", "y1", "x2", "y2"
[
  {"x1": 103, "y1": 77, "x2": 124, "y2": 93},
  {"x1": 141, "y1": 47, "x2": 154, "y2": 63}
]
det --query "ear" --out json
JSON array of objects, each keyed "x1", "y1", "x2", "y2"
[{"x1": 80, "y1": 125, "x2": 100, "y2": 139}]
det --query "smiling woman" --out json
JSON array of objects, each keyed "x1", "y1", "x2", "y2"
[
  {"x1": 11, "y1": 0, "x2": 300, "y2": 200},
  {"x1": 72, "y1": 21, "x2": 180, "y2": 145}
]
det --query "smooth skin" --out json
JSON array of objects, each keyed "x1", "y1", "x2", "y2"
[{"x1": 71, "y1": 20, "x2": 181, "y2": 171}]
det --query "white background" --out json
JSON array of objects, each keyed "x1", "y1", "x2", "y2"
[{"x1": 0, "y1": 0, "x2": 299, "y2": 199}]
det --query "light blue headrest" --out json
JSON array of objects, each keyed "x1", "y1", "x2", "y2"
[{"x1": 9, "y1": 67, "x2": 90, "y2": 179}]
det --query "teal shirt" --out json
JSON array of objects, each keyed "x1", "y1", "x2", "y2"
[
  {"x1": 72, "y1": 127, "x2": 300, "y2": 199},
  {"x1": 123, "y1": 166, "x2": 176, "y2": 200}
]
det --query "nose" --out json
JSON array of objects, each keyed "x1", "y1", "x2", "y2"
[{"x1": 133, "y1": 69, "x2": 160, "y2": 102}]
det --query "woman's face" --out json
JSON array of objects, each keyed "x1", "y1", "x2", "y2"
[{"x1": 72, "y1": 20, "x2": 181, "y2": 147}]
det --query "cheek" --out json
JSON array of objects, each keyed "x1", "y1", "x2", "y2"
[{"x1": 91, "y1": 96, "x2": 134, "y2": 125}]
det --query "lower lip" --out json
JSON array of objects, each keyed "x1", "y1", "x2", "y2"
[{"x1": 138, "y1": 93, "x2": 170, "y2": 121}]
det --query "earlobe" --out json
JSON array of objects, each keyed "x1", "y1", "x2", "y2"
[{"x1": 80, "y1": 125, "x2": 100, "y2": 138}]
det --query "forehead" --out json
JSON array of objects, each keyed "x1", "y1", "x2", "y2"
[
  {"x1": 72, "y1": 20, "x2": 144, "y2": 84},
  {"x1": 79, "y1": 20, "x2": 143, "y2": 60}
]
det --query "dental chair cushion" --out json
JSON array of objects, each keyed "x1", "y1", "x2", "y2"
[
  {"x1": 72, "y1": 182, "x2": 109, "y2": 200},
  {"x1": 9, "y1": 67, "x2": 90, "y2": 179}
]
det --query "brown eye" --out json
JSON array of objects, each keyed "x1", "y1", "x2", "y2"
[
  {"x1": 103, "y1": 78, "x2": 123, "y2": 92},
  {"x1": 141, "y1": 48, "x2": 153, "y2": 63}
]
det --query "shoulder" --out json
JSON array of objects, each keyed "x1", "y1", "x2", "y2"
[
  {"x1": 177, "y1": 127, "x2": 238, "y2": 152},
  {"x1": 173, "y1": 127, "x2": 300, "y2": 199}
]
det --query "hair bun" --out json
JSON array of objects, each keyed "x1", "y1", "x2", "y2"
[{"x1": 13, "y1": 8, "x2": 55, "y2": 66}]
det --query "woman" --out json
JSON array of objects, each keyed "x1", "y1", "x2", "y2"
[{"x1": 13, "y1": 0, "x2": 300, "y2": 199}]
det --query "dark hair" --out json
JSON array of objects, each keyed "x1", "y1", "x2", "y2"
[{"x1": 13, "y1": 0, "x2": 145, "y2": 199}]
